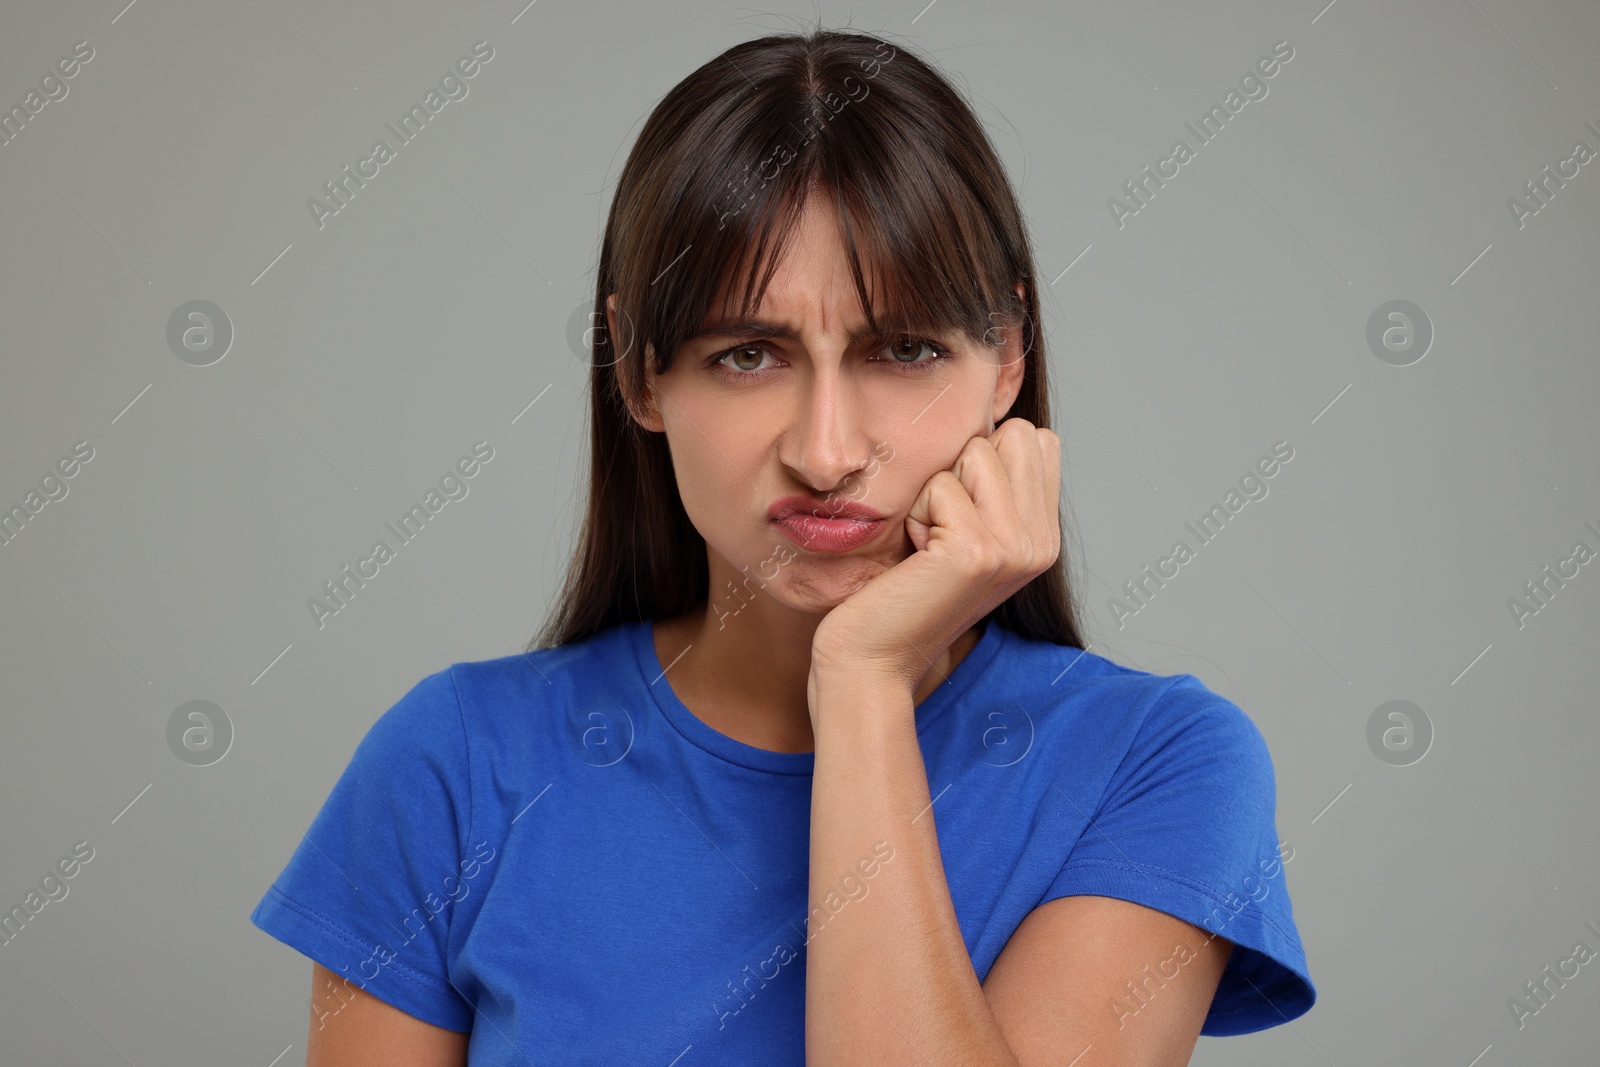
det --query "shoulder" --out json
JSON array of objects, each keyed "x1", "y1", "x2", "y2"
[
  {"x1": 444, "y1": 621, "x2": 637, "y2": 695},
  {"x1": 432, "y1": 622, "x2": 643, "y2": 743},
  {"x1": 993, "y1": 629, "x2": 1272, "y2": 783},
  {"x1": 993, "y1": 628, "x2": 1207, "y2": 708},
  {"x1": 342, "y1": 624, "x2": 642, "y2": 819}
]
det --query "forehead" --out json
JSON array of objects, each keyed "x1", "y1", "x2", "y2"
[{"x1": 700, "y1": 194, "x2": 889, "y2": 337}]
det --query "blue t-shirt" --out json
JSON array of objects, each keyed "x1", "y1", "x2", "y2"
[{"x1": 251, "y1": 618, "x2": 1314, "y2": 1061}]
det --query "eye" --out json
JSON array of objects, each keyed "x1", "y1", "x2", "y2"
[
  {"x1": 705, "y1": 334, "x2": 953, "y2": 382},
  {"x1": 873, "y1": 335, "x2": 952, "y2": 372},
  {"x1": 710, "y1": 344, "x2": 781, "y2": 379}
]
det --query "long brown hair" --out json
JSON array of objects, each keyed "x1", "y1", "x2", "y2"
[{"x1": 532, "y1": 25, "x2": 1086, "y2": 652}]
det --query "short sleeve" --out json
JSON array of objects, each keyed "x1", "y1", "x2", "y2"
[
  {"x1": 249, "y1": 668, "x2": 476, "y2": 1032},
  {"x1": 1043, "y1": 678, "x2": 1316, "y2": 1035}
]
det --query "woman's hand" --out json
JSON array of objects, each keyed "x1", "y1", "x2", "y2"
[{"x1": 809, "y1": 417, "x2": 1062, "y2": 696}]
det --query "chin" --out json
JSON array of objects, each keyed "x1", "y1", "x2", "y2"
[{"x1": 776, "y1": 556, "x2": 888, "y2": 611}]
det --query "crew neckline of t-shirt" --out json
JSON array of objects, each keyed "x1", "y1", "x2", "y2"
[{"x1": 628, "y1": 616, "x2": 1008, "y2": 775}]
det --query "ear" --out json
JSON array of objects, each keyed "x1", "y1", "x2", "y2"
[
  {"x1": 608, "y1": 292, "x2": 665, "y2": 433},
  {"x1": 990, "y1": 281, "x2": 1027, "y2": 426}
]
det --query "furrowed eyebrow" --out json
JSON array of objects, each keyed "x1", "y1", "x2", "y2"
[{"x1": 689, "y1": 318, "x2": 941, "y2": 345}]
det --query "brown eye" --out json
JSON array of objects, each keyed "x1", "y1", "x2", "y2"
[
  {"x1": 887, "y1": 336, "x2": 927, "y2": 362},
  {"x1": 877, "y1": 335, "x2": 951, "y2": 371},
  {"x1": 725, "y1": 346, "x2": 769, "y2": 372}
]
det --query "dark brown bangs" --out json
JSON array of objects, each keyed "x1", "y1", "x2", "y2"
[
  {"x1": 701, "y1": 168, "x2": 1018, "y2": 357},
  {"x1": 606, "y1": 32, "x2": 1027, "y2": 392}
]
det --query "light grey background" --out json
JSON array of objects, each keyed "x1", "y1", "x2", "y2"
[{"x1": 2, "y1": 0, "x2": 1597, "y2": 1063}]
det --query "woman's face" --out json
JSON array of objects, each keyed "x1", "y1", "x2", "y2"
[{"x1": 612, "y1": 191, "x2": 1026, "y2": 614}]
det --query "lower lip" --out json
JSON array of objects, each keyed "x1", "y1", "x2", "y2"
[{"x1": 772, "y1": 514, "x2": 885, "y2": 553}]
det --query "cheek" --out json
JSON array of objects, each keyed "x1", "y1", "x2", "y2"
[
  {"x1": 865, "y1": 390, "x2": 992, "y2": 491},
  {"x1": 660, "y1": 397, "x2": 768, "y2": 521}
]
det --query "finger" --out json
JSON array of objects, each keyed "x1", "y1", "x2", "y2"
[
  {"x1": 1040, "y1": 428, "x2": 1062, "y2": 513},
  {"x1": 988, "y1": 418, "x2": 1045, "y2": 527},
  {"x1": 987, "y1": 419, "x2": 1061, "y2": 570},
  {"x1": 950, "y1": 433, "x2": 1026, "y2": 547},
  {"x1": 905, "y1": 467, "x2": 985, "y2": 555},
  {"x1": 1039, "y1": 427, "x2": 1063, "y2": 558}
]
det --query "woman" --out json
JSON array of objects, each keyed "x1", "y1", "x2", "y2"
[{"x1": 251, "y1": 26, "x2": 1315, "y2": 1066}]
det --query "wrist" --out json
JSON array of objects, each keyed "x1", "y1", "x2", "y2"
[
  {"x1": 807, "y1": 664, "x2": 915, "y2": 728},
  {"x1": 810, "y1": 639, "x2": 916, "y2": 687}
]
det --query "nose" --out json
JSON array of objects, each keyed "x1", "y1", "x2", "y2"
[{"x1": 778, "y1": 360, "x2": 874, "y2": 493}]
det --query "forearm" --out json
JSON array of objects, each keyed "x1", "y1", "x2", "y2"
[{"x1": 804, "y1": 671, "x2": 1020, "y2": 1067}]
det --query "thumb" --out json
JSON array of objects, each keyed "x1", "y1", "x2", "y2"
[
  {"x1": 906, "y1": 513, "x2": 931, "y2": 553},
  {"x1": 905, "y1": 469, "x2": 945, "y2": 553}
]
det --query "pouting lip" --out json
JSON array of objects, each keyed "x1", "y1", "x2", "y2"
[{"x1": 766, "y1": 494, "x2": 886, "y2": 523}]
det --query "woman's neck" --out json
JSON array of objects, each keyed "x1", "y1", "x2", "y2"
[{"x1": 650, "y1": 605, "x2": 981, "y2": 755}]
